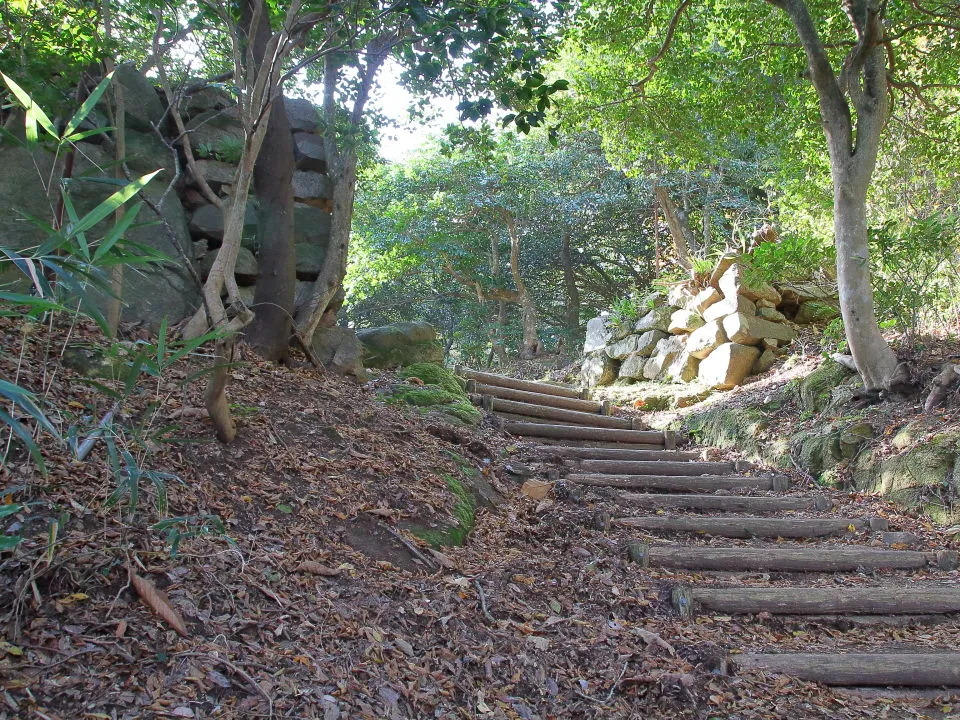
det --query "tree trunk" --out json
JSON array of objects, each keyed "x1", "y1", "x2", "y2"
[
  {"x1": 294, "y1": 150, "x2": 357, "y2": 345},
  {"x1": 500, "y1": 210, "x2": 540, "y2": 358},
  {"x1": 294, "y1": 44, "x2": 390, "y2": 346},
  {"x1": 560, "y1": 230, "x2": 580, "y2": 335},
  {"x1": 777, "y1": 0, "x2": 897, "y2": 389},
  {"x1": 244, "y1": 19, "x2": 296, "y2": 363},
  {"x1": 832, "y1": 173, "x2": 897, "y2": 388},
  {"x1": 653, "y1": 185, "x2": 695, "y2": 271}
]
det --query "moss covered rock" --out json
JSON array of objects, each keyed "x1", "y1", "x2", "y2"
[
  {"x1": 358, "y1": 321, "x2": 444, "y2": 369},
  {"x1": 852, "y1": 429, "x2": 960, "y2": 522},
  {"x1": 798, "y1": 359, "x2": 857, "y2": 414},
  {"x1": 398, "y1": 363, "x2": 466, "y2": 395}
]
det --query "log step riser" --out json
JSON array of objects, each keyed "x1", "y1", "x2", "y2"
[
  {"x1": 735, "y1": 653, "x2": 960, "y2": 687},
  {"x1": 469, "y1": 382, "x2": 603, "y2": 413},
  {"x1": 456, "y1": 366, "x2": 582, "y2": 399},
  {"x1": 503, "y1": 422, "x2": 665, "y2": 446},
  {"x1": 679, "y1": 587, "x2": 960, "y2": 615},
  {"x1": 570, "y1": 473, "x2": 782, "y2": 492},
  {"x1": 616, "y1": 516, "x2": 876, "y2": 539},
  {"x1": 479, "y1": 397, "x2": 636, "y2": 430},
  {"x1": 616, "y1": 493, "x2": 834, "y2": 513}
]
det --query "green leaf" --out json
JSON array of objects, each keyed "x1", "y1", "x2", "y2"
[
  {"x1": 93, "y1": 201, "x2": 143, "y2": 261},
  {"x1": 1, "y1": 72, "x2": 57, "y2": 142},
  {"x1": 63, "y1": 71, "x2": 113, "y2": 138},
  {"x1": 70, "y1": 171, "x2": 161, "y2": 237},
  {"x1": 0, "y1": 504, "x2": 23, "y2": 519},
  {"x1": 0, "y1": 408, "x2": 46, "y2": 472},
  {"x1": 0, "y1": 535, "x2": 24, "y2": 551},
  {"x1": 0, "y1": 379, "x2": 60, "y2": 439}
]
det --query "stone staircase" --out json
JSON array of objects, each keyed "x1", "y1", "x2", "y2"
[{"x1": 458, "y1": 367, "x2": 960, "y2": 690}]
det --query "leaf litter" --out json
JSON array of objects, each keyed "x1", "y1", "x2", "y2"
[{"x1": 0, "y1": 317, "x2": 958, "y2": 718}]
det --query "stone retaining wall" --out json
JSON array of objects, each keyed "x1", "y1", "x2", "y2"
[{"x1": 582, "y1": 252, "x2": 840, "y2": 390}]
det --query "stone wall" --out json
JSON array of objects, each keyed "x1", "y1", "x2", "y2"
[
  {"x1": 581, "y1": 252, "x2": 840, "y2": 390},
  {"x1": 0, "y1": 65, "x2": 334, "y2": 329}
]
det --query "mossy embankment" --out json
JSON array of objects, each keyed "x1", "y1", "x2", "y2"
[
  {"x1": 381, "y1": 362, "x2": 482, "y2": 426},
  {"x1": 672, "y1": 358, "x2": 959, "y2": 523}
]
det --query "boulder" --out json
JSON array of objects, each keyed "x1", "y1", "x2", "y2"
[
  {"x1": 667, "y1": 284, "x2": 695, "y2": 309},
  {"x1": 284, "y1": 97, "x2": 320, "y2": 133},
  {"x1": 183, "y1": 108, "x2": 244, "y2": 150},
  {"x1": 234, "y1": 247, "x2": 258, "y2": 285},
  {"x1": 182, "y1": 84, "x2": 234, "y2": 118},
  {"x1": 751, "y1": 348, "x2": 778, "y2": 375},
  {"x1": 293, "y1": 205, "x2": 332, "y2": 245},
  {"x1": 642, "y1": 336, "x2": 686, "y2": 381},
  {"x1": 188, "y1": 202, "x2": 259, "y2": 249},
  {"x1": 758, "y1": 306, "x2": 788, "y2": 323},
  {"x1": 635, "y1": 329, "x2": 668, "y2": 357},
  {"x1": 293, "y1": 170, "x2": 330, "y2": 201},
  {"x1": 634, "y1": 305, "x2": 673, "y2": 333},
  {"x1": 666, "y1": 351, "x2": 700, "y2": 383},
  {"x1": 778, "y1": 281, "x2": 838, "y2": 304},
  {"x1": 668, "y1": 309, "x2": 705, "y2": 334},
  {"x1": 605, "y1": 334, "x2": 641, "y2": 360},
  {"x1": 123, "y1": 129, "x2": 175, "y2": 175},
  {"x1": 110, "y1": 65, "x2": 165, "y2": 134},
  {"x1": 0, "y1": 143, "x2": 198, "y2": 328},
  {"x1": 794, "y1": 301, "x2": 841, "y2": 324},
  {"x1": 756, "y1": 298, "x2": 777, "y2": 309},
  {"x1": 702, "y1": 294, "x2": 757, "y2": 323},
  {"x1": 310, "y1": 326, "x2": 367, "y2": 379},
  {"x1": 581, "y1": 352, "x2": 618, "y2": 387},
  {"x1": 718, "y1": 263, "x2": 781, "y2": 305},
  {"x1": 584, "y1": 316, "x2": 612, "y2": 353},
  {"x1": 357, "y1": 321, "x2": 444, "y2": 368},
  {"x1": 618, "y1": 353, "x2": 647, "y2": 380},
  {"x1": 686, "y1": 320, "x2": 728, "y2": 359},
  {"x1": 293, "y1": 132, "x2": 326, "y2": 172},
  {"x1": 723, "y1": 312, "x2": 797, "y2": 346},
  {"x1": 295, "y1": 244, "x2": 327, "y2": 280},
  {"x1": 697, "y1": 343, "x2": 761, "y2": 389},
  {"x1": 709, "y1": 252, "x2": 739, "y2": 288},
  {"x1": 691, "y1": 287, "x2": 721, "y2": 315},
  {"x1": 189, "y1": 159, "x2": 237, "y2": 187}
]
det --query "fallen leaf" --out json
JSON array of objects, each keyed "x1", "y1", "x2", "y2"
[
  {"x1": 298, "y1": 561, "x2": 340, "y2": 577},
  {"x1": 130, "y1": 570, "x2": 189, "y2": 637}
]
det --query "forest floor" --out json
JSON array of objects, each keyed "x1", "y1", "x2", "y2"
[{"x1": 1, "y1": 318, "x2": 959, "y2": 719}]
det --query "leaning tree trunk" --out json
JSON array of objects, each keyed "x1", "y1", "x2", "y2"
[
  {"x1": 653, "y1": 185, "x2": 695, "y2": 271},
  {"x1": 294, "y1": 43, "x2": 390, "y2": 346}
]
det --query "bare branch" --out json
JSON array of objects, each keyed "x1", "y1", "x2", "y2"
[{"x1": 629, "y1": 0, "x2": 694, "y2": 94}]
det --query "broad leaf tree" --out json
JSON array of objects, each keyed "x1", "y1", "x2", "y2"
[{"x1": 563, "y1": 0, "x2": 960, "y2": 389}]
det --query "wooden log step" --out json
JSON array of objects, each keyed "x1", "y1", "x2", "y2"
[
  {"x1": 531, "y1": 437, "x2": 667, "y2": 451},
  {"x1": 455, "y1": 366, "x2": 582, "y2": 399},
  {"x1": 533, "y1": 446, "x2": 701, "y2": 462},
  {"x1": 615, "y1": 515, "x2": 875, "y2": 538},
  {"x1": 677, "y1": 585, "x2": 960, "y2": 616},
  {"x1": 482, "y1": 397, "x2": 636, "y2": 430},
  {"x1": 573, "y1": 458, "x2": 744, "y2": 476},
  {"x1": 627, "y1": 544, "x2": 934, "y2": 572},
  {"x1": 570, "y1": 473, "x2": 786, "y2": 492},
  {"x1": 469, "y1": 382, "x2": 603, "y2": 413},
  {"x1": 617, "y1": 493, "x2": 834, "y2": 513},
  {"x1": 734, "y1": 652, "x2": 960, "y2": 687},
  {"x1": 491, "y1": 411, "x2": 583, "y2": 427},
  {"x1": 503, "y1": 422, "x2": 664, "y2": 445}
]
